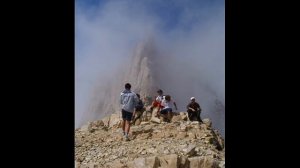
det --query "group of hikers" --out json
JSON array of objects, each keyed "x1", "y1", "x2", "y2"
[{"x1": 120, "y1": 83, "x2": 202, "y2": 141}]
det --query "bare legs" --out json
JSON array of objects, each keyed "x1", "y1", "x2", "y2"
[{"x1": 122, "y1": 119, "x2": 131, "y2": 139}]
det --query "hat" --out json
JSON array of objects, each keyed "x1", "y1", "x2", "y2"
[{"x1": 190, "y1": 97, "x2": 195, "y2": 100}]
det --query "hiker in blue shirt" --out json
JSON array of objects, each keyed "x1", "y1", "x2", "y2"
[{"x1": 120, "y1": 83, "x2": 139, "y2": 141}]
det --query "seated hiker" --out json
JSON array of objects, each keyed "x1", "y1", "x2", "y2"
[
  {"x1": 160, "y1": 95, "x2": 178, "y2": 122},
  {"x1": 187, "y1": 97, "x2": 202, "y2": 122},
  {"x1": 132, "y1": 94, "x2": 145, "y2": 125}
]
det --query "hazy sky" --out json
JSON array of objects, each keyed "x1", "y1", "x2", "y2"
[{"x1": 75, "y1": 0, "x2": 225, "y2": 135}]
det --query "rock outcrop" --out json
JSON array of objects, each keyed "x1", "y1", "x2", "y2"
[{"x1": 75, "y1": 112, "x2": 225, "y2": 168}]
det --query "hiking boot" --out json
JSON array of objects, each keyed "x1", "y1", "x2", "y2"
[{"x1": 124, "y1": 136, "x2": 130, "y2": 141}]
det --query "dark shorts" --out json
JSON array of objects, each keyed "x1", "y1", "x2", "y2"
[
  {"x1": 160, "y1": 108, "x2": 172, "y2": 115},
  {"x1": 122, "y1": 109, "x2": 133, "y2": 121}
]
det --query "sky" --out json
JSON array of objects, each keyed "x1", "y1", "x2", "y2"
[{"x1": 75, "y1": 0, "x2": 225, "y2": 135}]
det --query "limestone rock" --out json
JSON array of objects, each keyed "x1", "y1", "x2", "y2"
[
  {"x1": 150, "y1": 117, "x2": 161, "y2": 124},
  {"x1": 159, "y1": 154, "x2": 179, "y2": 168},
  {"x1": 171, "y1": 115, "x2": 183, "y2": 122},
  {"x1": 179, "y1": 156, "x2": 190, "y2": 168},
  {"x1": 188, "y1": 156, "x2": 219, "y2": 168},
  {"x1": 202, "y1": 118, "x2": 212, "y2": 128},
  {"x1": 219, "y1": 160, "x2": 225, "y2": 168},
  {"x1": 141, "y1": 121, "x2": 150, "y2": 125},
  {"x1": 182, "y1": 144, "x2": 196, "y2": 156},
  {"x1": 127, "y1": 156, "x2": 159, "y2": 168},
  {"x1": 135, "y1": 118, "x2": 142, "y2": 125},
  {"x1": 177, "y1": 132, "x2": 187, "y2": 139},
  {"x1": 75, "y1": 114, "x2": 225, "y2": 168}
]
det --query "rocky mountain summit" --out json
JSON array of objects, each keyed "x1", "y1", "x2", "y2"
[{"x1": 75, "y1": 111, "x2": 225, "y2": 168}]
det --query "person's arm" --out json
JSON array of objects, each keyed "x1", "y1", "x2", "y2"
[
  {"x1": 173, "y1": 102, "x2": 178, "y2": 110},
  {"x1": 186, "y1": 103, "x2": 190, "y2": 110},
  {"x1": 187, "y1": 103, "x2": 194, "y2": 111},
  {"x1": 120, "y1": 93, "x2": 123, "y2": 105},
  {"x1": 189, "y1": 107, "x2": 195, "y2": 111},
  {"x1": 132, "y1": 110, "x2": 135, "y2": 121},
  {"x1": 196, "y1": 103, "x2": 201, "y2": 111}
]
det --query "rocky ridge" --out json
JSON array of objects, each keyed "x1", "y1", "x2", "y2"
[{"x1": 75, "y1": 112, "x2": 225, "y2": 168}]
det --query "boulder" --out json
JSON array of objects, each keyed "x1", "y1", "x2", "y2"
[
  {"x1": 158, "y1": 154, "x2": 179, "y2": 168},
  {"x1": 202, "y1": 118, "x2": 212, "y2": 127},
  {"x1": 188, "y1": 156, "x2": 219, "y2": 168}
]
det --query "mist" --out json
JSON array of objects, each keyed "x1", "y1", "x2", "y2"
[{"x1": 75, "y1": 0, "x2": 225, "y2": 136}]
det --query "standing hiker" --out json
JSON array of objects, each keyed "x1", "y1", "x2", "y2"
[
  {"x1": 120, "y1": 83, "x2": 139, "y2": 141},
  {"x1": 151, "y1": 89, "x2": 164, "y2": 117}
]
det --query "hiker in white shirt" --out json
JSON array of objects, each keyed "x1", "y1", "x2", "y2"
[{"x1": 159, "y1": 95, "x2": 177, "y2": 122}]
